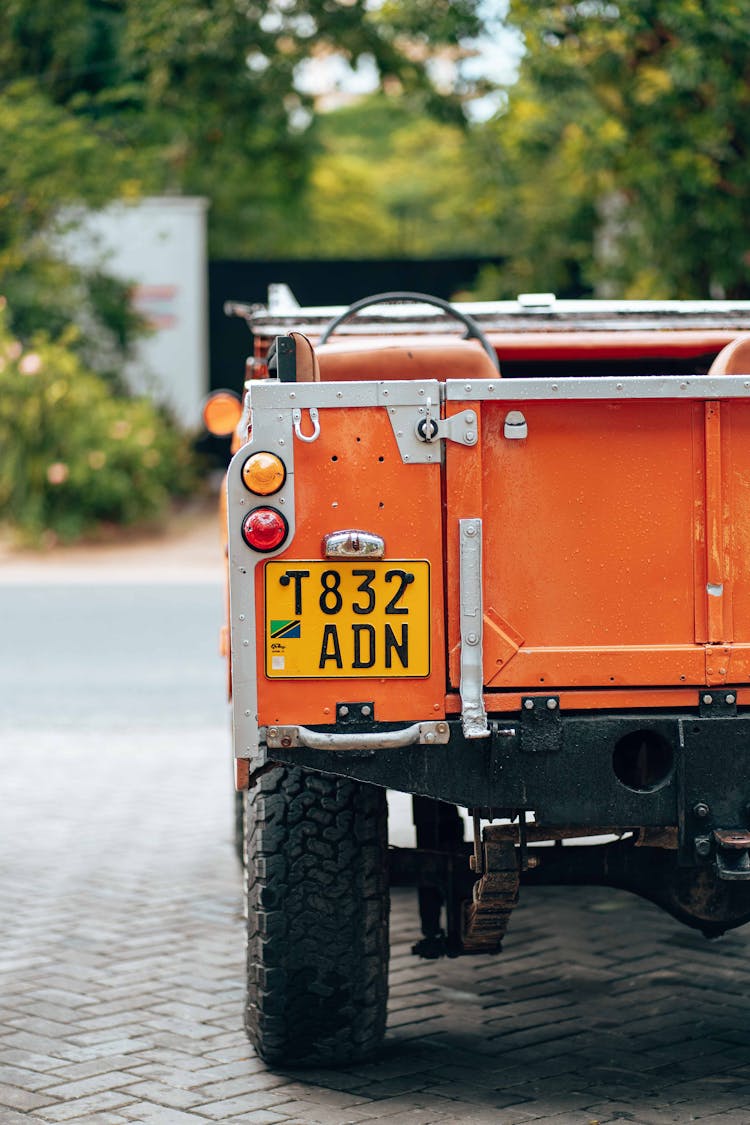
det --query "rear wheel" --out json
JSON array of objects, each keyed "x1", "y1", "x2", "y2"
[{"x1": 244, "y1": 765, "x2": 389, "y2": 1065}]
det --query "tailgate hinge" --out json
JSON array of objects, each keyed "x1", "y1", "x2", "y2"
[{"x1": 459, "y1": 518, "x2": 490, "y2": 739}]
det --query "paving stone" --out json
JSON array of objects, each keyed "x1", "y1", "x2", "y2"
[
  {"x1": 225, "y1": 1112, "x2": 291, "y2": 1125},
  {"x1": 35, "y1": 1090, "x2": 138, "y2": 1121},
  {"x1": 5, "y1": 718, "x2": 750, "y2": 1125},
  {"x1": 119, "y1": 1102, "x2": 213, "y2": 1124},
  {"x1": 0, "y1": 1081, "x2": 58, "y2": 1112}
]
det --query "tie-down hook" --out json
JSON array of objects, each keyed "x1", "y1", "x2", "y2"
[{"x1": 292, "y1": 406, "x2": 320, "y2": 443}]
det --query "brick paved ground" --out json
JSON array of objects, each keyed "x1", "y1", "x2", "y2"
[
  {"x1": 4, "y1": 726, "x2": 750, "y2": 1125},
  {"x1": 3, "y1": 568, "x2": 750, "y2": 1124}
]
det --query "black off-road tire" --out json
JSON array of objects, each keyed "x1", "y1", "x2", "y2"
[
  {"x1": 233, "y1": 790, "x2": 245, "y2": 865},
  {"x1": 244, "y1": 765, "x2": 389, "y2": 1066}
]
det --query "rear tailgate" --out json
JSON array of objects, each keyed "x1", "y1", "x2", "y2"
[{"x1": 445, "y1": 376, "x2": 750, "y2": 704}]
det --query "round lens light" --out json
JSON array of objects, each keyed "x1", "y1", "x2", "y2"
[
  {"x1": 241, "y1": 451, "x2": 286, "y2": 496},
  {"x1": 202, "y1": 390, "x2": 243, "y2": 436},
  {"x1": 241, "y1": 507, "x2": 288, "y2": 552}
]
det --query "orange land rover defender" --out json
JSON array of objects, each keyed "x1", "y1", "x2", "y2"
[{"x1": 208, "y1": 291, "x2": 750, "y2": 1066}]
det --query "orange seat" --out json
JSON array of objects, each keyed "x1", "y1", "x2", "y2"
[
  {"x1": 288, "y1": 333, "x2": 499, "y2": 382},
  {"x1": 707, "y1": 334, "x2": 750, "y2": 376},
  {"x1": 315, "y1": 336, "x2": 499, "y2": 382}
]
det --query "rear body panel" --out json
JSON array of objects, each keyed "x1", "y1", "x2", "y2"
[{"x1": 446, "y1": 390, "x2": 750, "y2": 695}]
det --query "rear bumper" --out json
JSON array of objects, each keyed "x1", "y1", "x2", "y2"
[{"x1": 261, "y1": 694, "x2": 750, "y2": 860}]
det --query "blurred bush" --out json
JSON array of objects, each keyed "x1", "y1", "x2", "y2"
[{"x1": 0, "y1": 303, "x2": 195, "y2": 545}]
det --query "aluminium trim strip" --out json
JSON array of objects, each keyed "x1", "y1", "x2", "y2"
[{"x1": 447, "y1": 376, "x2": 750, "y2": 401}]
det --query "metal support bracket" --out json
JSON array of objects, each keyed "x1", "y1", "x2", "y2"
[
  {"x1": 698, "y1": 689, "x2": 737, "y2": 717},
  {"x1": 459, "y1": 519, "x2": 489, "y2": 739},
  {"x1": 714, "y1": 829, "x2": 750, "y2": 881},
  {"x1": 520, "y1": 696, "x2": 562, "y2": 754},
  {"x1": 268, "y1": 335, "x2": 297, "y2": 382}
]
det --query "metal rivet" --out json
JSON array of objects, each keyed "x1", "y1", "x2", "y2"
[
  {"x1": 466, "y1": 431, "x2": 476, "y2": 443},
  {"x1": 243, "y1": 640, "x2": 249, "y2": 647},
  {"x1": 524, "y1": 699, "x2": 535, "y2": 710},
  {"x1": 694, "y1": 802, "x2": 710, "y2": 818},
  {"x1": 244, "y1": 710, "x2": 251, "y2": 717},
  {"x1": 726, "y1": 693, "x2": 736, "y2": 704},
  {"x1": 436, "y1": 723, "x2": 448, "y2": 734},
  {"x1": 424, "y1": 732, "x2": 436, "y2": 744},
  {"x1": 339, "y1": 705, "x2": 349, "y2": 717},
  {"x1": 465, "y1": 525, "x2": 477, "y2": 537},
  {"x1": 616, "y1": 383, "x2": 623, "y2": 391},
  {"x1": 361, "y1": 705, "x2": 372, "y2": 716},
  {"x1": 466, "y1": 633, "x2": 478, "y2": 645},
  {"x1": 269, "y1": 728, "x2": 278, "y2": 738},
  {"x1": 464, "y1": 411, "x2": 475, "y2": 423},
  {"x1": 239, "y1": 614, "x2": 245, "y2": 621},
  {"x1": 289, "y1": 391, "x2": 296, "y2": 398},
  {"x1": 680, "y1": 382, "x2": 688, "y2": 390},
  {"x1": 546, "y1": 698, "x2": 558, "y2": 710},
  {"x1": 465, "y1": 384, "x2": 472, "y2": 392},
  {"x1": 703, "y1": 693, "x2": 713, "y2": 704}
]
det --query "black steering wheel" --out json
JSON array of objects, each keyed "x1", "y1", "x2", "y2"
[{"x1": 318, "y1": 290, "x2": 500, "y2": 372}]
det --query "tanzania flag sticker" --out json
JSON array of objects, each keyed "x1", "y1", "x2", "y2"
[{"x1": 270, "y1": 619, "x2": 301, "y2": 640}]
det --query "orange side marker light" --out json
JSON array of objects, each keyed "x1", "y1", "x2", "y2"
[
  {"x1": 202, "y1": 390, "x2": 243, "y2": 436},
  {"x1": 241, "y1": 451, "x2": 286, "y2": 496}
]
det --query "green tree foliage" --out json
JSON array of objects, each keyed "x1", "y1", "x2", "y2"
[
  {"x1": 295, "y1": 95, "x2": 498, "y2": 257},
  {"x1": 0, "y1": 0, "x2": 489, "y2": 265},
  {"x1": 492, "y1": 1, "x2": 750, "y2": 298},
  {"x1": 0, "y1": 305, "x2": 194, "y2": 543}
]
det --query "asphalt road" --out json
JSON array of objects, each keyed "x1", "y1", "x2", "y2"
[
  {"x1": 3, "y1": 576, "x2": 750, "y2": 1123},
  {"x1": 0, "y1": 583, "x2": 226, "y2": 732}
]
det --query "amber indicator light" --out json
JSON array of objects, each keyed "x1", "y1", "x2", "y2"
[
  {"x1": 202, "y1": 390, "x2": 243, "y2": 436},
  {"x1": 242, "y1": 451, "x2": 286, "y2": 496}
]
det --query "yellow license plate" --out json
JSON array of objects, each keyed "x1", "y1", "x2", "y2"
[{"x1": 264, "y1": 560, "x2": 430, "y2": 678}]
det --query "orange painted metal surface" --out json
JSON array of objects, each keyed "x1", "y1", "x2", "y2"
[
  {"x1": 255, "y1": 407, "x2": 446, "y2": 726},
  {"x1": 243, "y1": 333, "x2": 750, "y2": 720},
  {"x1": 445, "y1": 395, "x2": 750, "y2": 695}
]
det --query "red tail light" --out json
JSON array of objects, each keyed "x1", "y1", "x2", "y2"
[{"x1": 242, "y1": 507, "x2": 288, "y2": 552}]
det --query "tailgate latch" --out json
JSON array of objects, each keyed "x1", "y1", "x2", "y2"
[{"x1": 415, "y1": 402, "x2": 477, "y2": 447}]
